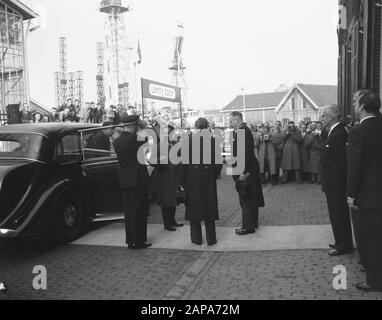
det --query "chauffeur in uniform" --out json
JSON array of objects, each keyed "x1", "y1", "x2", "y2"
[
  {"x1": 348, "y1": 89, "x2": 382, "y2": 292},
  {"x1": 113, "y1": 115, "x2": 152, "y2": 249}
]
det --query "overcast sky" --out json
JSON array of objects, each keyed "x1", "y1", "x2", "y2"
[{"x1": 24, "y1": 0, "x2": 339, "y2": 110}]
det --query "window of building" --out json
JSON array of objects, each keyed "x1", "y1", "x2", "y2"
[
  {"x1": 291, "y1": 98, "x2": 295, "y2": 111},
  {"x1": 302, "y1": 98, "x2": 307, "y2": 110},
  {"x1": 0, "y1": 1, "x2": 25, "y2": 114}
]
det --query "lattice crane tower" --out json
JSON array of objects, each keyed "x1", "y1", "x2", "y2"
[
  {"x1": 54, "y1": 72, "x2": 60, "y2": 108},
  {"x1": 99, "y1": 0, "x2": 132, "y2": 106},
  {"x1": 59, "y1": 37, "x2": 68, "y2": 106},
  {"x1": 76, "y1": 71, "x2": 84, "y2": 106},
  {"x1": 68, "y1": 72, "x2": 75, "y2": 101},
  {"x1": 169, "y1": 24, "x2": 188, "y2": 111},
  {"x1": 96, "y1": 42, "x2": 105, "y2": 106}
]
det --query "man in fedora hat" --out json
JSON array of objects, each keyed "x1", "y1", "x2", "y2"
[{"x1": 113, "y1": 115, "x2": 151, "y2": 249}]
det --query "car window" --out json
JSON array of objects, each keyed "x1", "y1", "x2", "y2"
[
  {"x1": 0, "y1": 141, "x2": 20, "y2": 152},
  {"x1": 81, "y1": 127, "x2": 119, "y2": 160},
  {"x1": 56, "y1": 133, "x2": 82, "y2": 163},
  {"x1": 0, "y1": 133, "x2": 47, "y2": 162}
]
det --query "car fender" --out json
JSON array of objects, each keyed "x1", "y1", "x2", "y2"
[{"x1": 13, "y1": 178, "x2": 86, "y2": 236}]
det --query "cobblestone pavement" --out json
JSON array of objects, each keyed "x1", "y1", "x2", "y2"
[
  {"x1": 1, "y1": 244, "x2": 381, "y2": 300},
  {"x1": 148, "y1": 172, "x2": 329, "y2": 228},
  {"x1": 1, "y1": 172, "x2": 381, "y2": 300}
]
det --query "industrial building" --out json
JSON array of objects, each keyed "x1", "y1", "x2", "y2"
[{"x1": 0, "y1": 0, "x2": 38, "y2": 121}]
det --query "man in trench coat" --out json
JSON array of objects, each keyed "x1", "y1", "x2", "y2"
[{"x1": 280, "y1": 121, "x2": 303, "y2": 184}]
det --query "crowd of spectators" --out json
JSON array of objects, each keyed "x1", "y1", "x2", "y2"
[
  {"x1": 19, "y1": 99, "x2": 139, "y2": 125},
  {"x1": 248, "y1": 120, "x2": 330, "y2": 185}
]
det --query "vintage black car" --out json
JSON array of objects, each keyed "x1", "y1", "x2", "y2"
[{"x1": 0, "y1": 123, "x2": 128, "y2": 243}]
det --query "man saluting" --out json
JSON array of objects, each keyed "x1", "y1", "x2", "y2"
[{"x1": 113, "y1": 115, "x2": 151, "y2": 249}]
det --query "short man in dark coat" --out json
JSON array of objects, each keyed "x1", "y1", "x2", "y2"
[{"x1": 181, "y1": 118, "x2": 221, "y2": 246}]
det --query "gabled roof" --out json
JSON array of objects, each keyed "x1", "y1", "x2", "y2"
[
  {"x1": 4, "y1": 0, "x2": 39, "y2": 20},
  {"x1": 297, "y1": 84, "x2": 338, "y2": 108},
  {"x1": 30, "y1": 98, "x2": 53, "y2": 116},
  {"x1": 222, "y1": 91, "x2": 288, "y2": 113},
  {"x1": 275, "y1": 83, "x2": 338, "y2": 112}
]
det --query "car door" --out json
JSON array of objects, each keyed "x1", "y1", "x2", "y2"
[{"x1": 80, "y1": 127, "x2": 124, "y2": 215}]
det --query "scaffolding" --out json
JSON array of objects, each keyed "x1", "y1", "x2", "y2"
[
  {"x1": 76, "y1": 71, "x2": 83, "y2": 106},
  {"x1": 0, "y1": 2, "x2": 26, "y2": 113},
  {"x1": 96, "y1": 42, "x2": 105, "y2": 106},
  {"x1": 68, "y1": 72, "x2": 75, "y2": 101},
  {"x1": 54, "y1": 71, "x2": 60, "y2": 108},
  {"x1": 169, "y1": 29, "x2": 188, "y2": 111},
  {"x1": 99, "y1": 0, "x2": 132, "y2": 106},
  {"x1": 59, "y1": 37, "x2": 67, "y2": 106}
]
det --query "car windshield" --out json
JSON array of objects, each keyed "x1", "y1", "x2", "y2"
[{"x1": 0, "y1": 133, "x2": 48, "y2": 162}]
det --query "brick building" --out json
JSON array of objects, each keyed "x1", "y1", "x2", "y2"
[{"x1": 338, "y1": 0, "x2": 382, "y2": 118}]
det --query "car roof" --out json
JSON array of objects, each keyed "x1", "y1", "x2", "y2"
[{"x1": 0, "y1": 123, "x2": 101, "y2": 139}]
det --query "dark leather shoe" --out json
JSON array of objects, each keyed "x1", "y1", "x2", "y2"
[
  {"x1": 328, "y1": 249, "x2": 353, "y2": 256},
  {"x1": 173, "y1": 222, "x2": 184, "y2": 228},
  {"x1": 192, "y1": 242, "x2": 202, "y2": 246},
  {"x1": 356, "y1": 282, "x2": 382, "y2": 292},
  {"x1": 128, "y1": 243, "x2": 152, "y2": 250},
  {"x1": 236, "y1": 229, "x2": 256, "y2": 236},
  {"x1": 165, "y1": 227, "x2": 177, "y2": 232}
]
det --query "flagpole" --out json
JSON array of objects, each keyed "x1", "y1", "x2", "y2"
[{"x1": 141, "y1": 77, "x2": 144, "y2": 118}]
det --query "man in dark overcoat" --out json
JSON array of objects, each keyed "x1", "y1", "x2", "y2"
[
  {"x1": 181, "y1": 118, "x2": 221, "y2": 246},
  {"x1": 113, "y1": 115, "x2": 151, "y2": 249},
  {"x1": 320, "y1": 105, "x2": 353, "y2": 257},
  {"x1": 229, "y1": 112, "x2": 265, "y2": 235},
  {"x1": 347, "y1": 89, "x2": 382, "y2": 292}
]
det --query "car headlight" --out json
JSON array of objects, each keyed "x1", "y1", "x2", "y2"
[{"x1": 0, "y1": 229, "x2": 16, "y2": 236}]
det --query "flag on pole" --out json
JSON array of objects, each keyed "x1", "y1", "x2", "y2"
[
  {"x1": 177, "y1": 21, "x2": 184, "y2": 29},
  {"x1": 137, "y1": 39, "x2": 142, "y2": 64}
]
